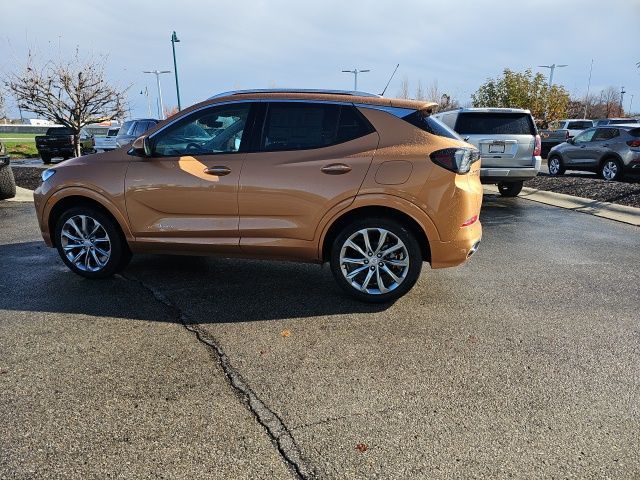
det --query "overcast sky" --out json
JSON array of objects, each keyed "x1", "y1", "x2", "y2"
[{"x1": 2, "y1": 0, "x2": 640, "y2": 118}]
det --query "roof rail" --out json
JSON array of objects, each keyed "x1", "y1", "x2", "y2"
[{"x1": 208, "y1": 88, "x2": 381, "y2": 100}]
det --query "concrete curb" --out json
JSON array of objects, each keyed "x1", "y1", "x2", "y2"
[
  {"x1": 484, "y1": 185, "x2": 640, "y2": 227},
  {"x1": 7, "y1": 186, "x2": 34, "y2": 203}
]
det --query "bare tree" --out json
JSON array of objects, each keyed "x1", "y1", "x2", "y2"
[
  {"x1": 415, "y1": 80, "x2": 425, "y2": 101},
  {"x1": 7, "y1": 50, "x2": 128, "y2": 157},
  {"x1": 397, "y1": 75, "x2": 410, "y2": 99},
  {"x1": 598, "y1": 86, "x2": 622, "y2": 118}
]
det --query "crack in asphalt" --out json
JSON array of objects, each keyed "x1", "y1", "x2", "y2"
[{"x1": 119, "y1": 273, "x2": 317, "y2": 480}]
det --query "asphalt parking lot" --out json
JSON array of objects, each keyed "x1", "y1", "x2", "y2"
[{"x1": 1, "y1": 194, "x2": 639, "y2": 479}]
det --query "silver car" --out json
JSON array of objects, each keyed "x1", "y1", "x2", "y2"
[
  {"x1": 434, "y1": 108, "x2": 541, "y2": 197},
  {"x1": 547, "y1": 125, "x2": 640, "y2": 181}
]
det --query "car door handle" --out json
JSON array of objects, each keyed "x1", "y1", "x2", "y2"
[
  {"x1": 321, "y1": 163, "x2": 352, "y2": 175},
  {"x1": 204, "y1": 166, "x2": 231, "y2": 176}
]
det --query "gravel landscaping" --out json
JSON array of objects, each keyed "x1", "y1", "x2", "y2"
[
  {"x1": 525, "y1": 172, "x2": 640, "y2": 208},
  {"x1": 10, "y1": 163, "x2": 640, "y2": 209}
]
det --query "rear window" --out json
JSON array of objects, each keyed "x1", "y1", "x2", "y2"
[
  {"x1": 567, "y1": 121, "x2": 592, "y2": 130},
  {"x1": 628, "y1": 128, "x2": 640, "y2": 138},
  {"x1": 403, "y1": 112, "x2": 460, "y2": 140},
  {"x1": 609, "y1": 119, "x2": 638, "y2": 125},
  {"x1": 107, "y1": 128, "x2": 119, "y2": 137},
  {"x1": 455, "y1": 112, "x2": 536, "y2": 135},
  {"x1": 46, "y1": 127, "x2": 72, "y2": 136}
]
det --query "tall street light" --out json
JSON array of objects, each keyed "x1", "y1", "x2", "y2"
[
  {"x1": 143, "y1": 70, "x2": 171, "y2": 119},
  {"x1": 538, "y1": 63, "x2": 567, "y2": 119},
  {"x1": 171, "y1": 31, "x2": 182, "y2": 111},
  {"x1": 538, "y1": 63, "x2": 568, "y2": 87},
  {"x1": 342, "y1": 68, "x2": 370, "y2": 91}
]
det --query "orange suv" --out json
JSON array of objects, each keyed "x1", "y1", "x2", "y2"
[{"x1": 34, "y1": 89, "x2": 483, "y2": 302}]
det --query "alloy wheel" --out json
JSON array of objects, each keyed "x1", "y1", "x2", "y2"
[
  {"x1": 60, "y1": 215, "x2": 112, "y2": 272},
  {"x1": 339, "y1": 228, "x2": 410, "y2": 295},
  {"x1": 602, "y1": 160, "x2": 618, "y2": 181},
  {"x1": 549, "y1": 158, "x2": 560, "y2": 175}
]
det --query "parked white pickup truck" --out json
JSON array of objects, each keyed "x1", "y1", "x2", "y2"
[{"x1": 93, "y1": 127, "x2": 120, "y2": 152}]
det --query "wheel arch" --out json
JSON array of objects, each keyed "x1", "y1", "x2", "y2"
[
  {"x1": 320, "y1": 204, "x2": 432, "y2": 263},
  {"x1": 45, "y1": 189, "x2": 133, "y2": 248}
]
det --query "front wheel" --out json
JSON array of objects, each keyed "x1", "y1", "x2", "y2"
[
  {"x1": 497, "y1": 181, "x2": 523, "y2": 197},
  {"x1": 600, "y1": 158, "x2": 623, "y2": 181},
  {"x1": 0, "y1": 166, "x2": 16, "y2": 200},
  {"x1": 329, "y1": 218, "x2": 423, "y2": 303},
  {"x1": 54, "y1": 206, "x2": 131, "y2": 279}
]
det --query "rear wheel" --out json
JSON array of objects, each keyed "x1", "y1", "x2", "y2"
[
  {"x1": 497, "y1": 181, "x2": 523, "y2": 197},
  {"x1": 54, "y1": 206, "x2": 131, "y2": 278},
  {"x1": 600, "y1": 158, "x2": 623, "y2": 181},
  {"x1": 41, "y1": 154, "x2": 52, "y2": 165},
  {"x1": 548, "y1": 156, "x2": 565, "y2": 176},
  {"x1": 329, "y1": 218, "x2": 422, "y2": 303},
  {"x1": 0, "y1": 166, "x2": 16, "y2": 200}
]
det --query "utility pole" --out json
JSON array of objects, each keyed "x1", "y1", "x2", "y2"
[
  {"x1": 171, "y1": 31, "x2": 182, "y2": 111},
  {"x1": 341, "y1": 68, "x2": 370, "y2": 91},
  {"x1": 584, "y1": 59, "x2": 593, "y2": 119},
  {"x1": 620, "y1": 86, "x2": 626, "y2": 114},
  {"x1": 143, "y1": 70, "x2": 171, "y2": 119}
]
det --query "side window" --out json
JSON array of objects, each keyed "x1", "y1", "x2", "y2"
[
  {"x1": 593, "y1": 128, "x2": 619, "y2": 141},
  {"x1": 119, "y1": 121, "x2": 135, "y2": 136},
  {"x1": 153, "y1": 103, "x2": 251, "y2": 157},
  {"x1": 132, "y1": 121, "x2": 147, "y2": 137},
  {"x1": 567, "y1": 121, "x2": 592, "y2": 130},
  {"x1": 335, "y1": 106, "x2": 374, "y2": 143},
  {"x1": 573, "y1": 129, "x2": 596, "y2": 144}
]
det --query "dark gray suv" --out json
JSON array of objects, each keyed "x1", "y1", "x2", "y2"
[
  {"x1": 115, "y1": 118, "x2": 158, "y2": 148},
  {"x1": 547, "y1": 125, "x2": 640, "y2": 181}
]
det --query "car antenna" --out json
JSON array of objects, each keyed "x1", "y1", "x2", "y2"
[{"x1": 380, "y1": 64, "x2": 400, "y2": 97}]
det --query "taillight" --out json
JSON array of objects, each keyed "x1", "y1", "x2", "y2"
[
  {"x1": 533, "y1": 134, "x2": 541, "y2": 156},
  {"x1": 626, "y1": 140, "x2": 640, "y2": 147},
  {"x1": 430, "y1": 148, "x2": 480, "y2": 174}
]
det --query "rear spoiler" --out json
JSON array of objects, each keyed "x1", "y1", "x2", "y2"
[
  {"x1": 418, "y1": 102, "x2": 439, "y2": 116},
  {"x1": 388, "y1": 99, "x2": 439, "y2": 116}
]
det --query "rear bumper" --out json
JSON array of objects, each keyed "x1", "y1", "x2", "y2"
[
  {"x1": 430, "y1": 221, "x2": 482, "y2": 269},
  {"x1": 480, "y1": 157, "x2": 541, "y2": 183}
]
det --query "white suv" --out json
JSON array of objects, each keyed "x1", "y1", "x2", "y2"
[{"x1": 434, "y1": 108, "x2": 541, "y2": 197}]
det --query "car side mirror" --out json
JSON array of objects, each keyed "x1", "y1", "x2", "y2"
[{"x1": 131, "y1": 135, "x2": 152, "y2": 157}]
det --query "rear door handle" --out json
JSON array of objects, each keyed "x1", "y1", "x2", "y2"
[
  {"x1": 204, "y1": 166, "x2": 231, "y2": 176},
  {"x1": 321, "y1": 163, "x2": 352, "y2": 175}
]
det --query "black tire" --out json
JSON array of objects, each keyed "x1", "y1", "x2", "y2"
[
  {"x1": 0, "y1": 166, "x2": 16, "y2": 200},
  {"x1": 41, "y1": 154, "x2": 52, "y2": 165},
  {"x1": 547, "y1": 156, "x2": 565, "y2": 176},
  {"x1": 599, "y1": 157, "x2": 623, "y2": 181},
  {"x1": 54, "y1": 206, "x2": 131, "y2": 279},
  {"x1": 329, "y1": 217, "x2": 423, "y2": 303},
  {"x1": 497, "y1": 181, "x2": 524, "y2": 197}
]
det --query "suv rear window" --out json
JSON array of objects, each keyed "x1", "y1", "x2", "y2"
[
  {"x1": 628, "y1": 128, "x2": 640, "y2": 138},
  {"x1": 46, "y1": 127, "x2": 73, "y2": 136},
  {"x1": 567, "y1": 121, "x2": 592, "y2": 130},
  {"x1": 261, "y1": 103, "x2": 373, "y2": 151},
  {"x1": 402, "y1": 112, "x2": 460, "y2": 140},
  {"x1": 455, "y1": 112, "x2": 536, "y2": 135}
]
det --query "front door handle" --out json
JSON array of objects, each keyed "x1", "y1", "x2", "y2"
[
  {"x1": 321, "y1": 163, "x2": 352, "y2": 175},
  {"x1": 204, "y1": 166, "x2": 231, "y2": 176}
]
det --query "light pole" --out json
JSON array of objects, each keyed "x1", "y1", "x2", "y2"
[
  {"x1": 629, "y1": 94, "x2": 634, "y2": 114},
  {"x1": 538, "y1": 63, "x2": 568, "y2": 87},
  {"x1": 341, "y1": 68, "x2": 370, "y2": 91},
  {"x1": 143, "y1": 70, "x2": 171, "y2": 119},
  {"x1": 620, "y1": 86, "x2": 626, "y2": 114},
  {"x1": 538, "y1": 63, "x2": 567, "y2": 119},
  {"x1": 171, "y1": 31, "x2": 182, "y2": 111},
  {"x1": 584, "y1": 59, "x2": 594, "y2": 119}
]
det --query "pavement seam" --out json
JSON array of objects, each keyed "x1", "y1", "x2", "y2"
[{"x1": 118, "y1": 273, "x2": 317, "y2": 480}]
